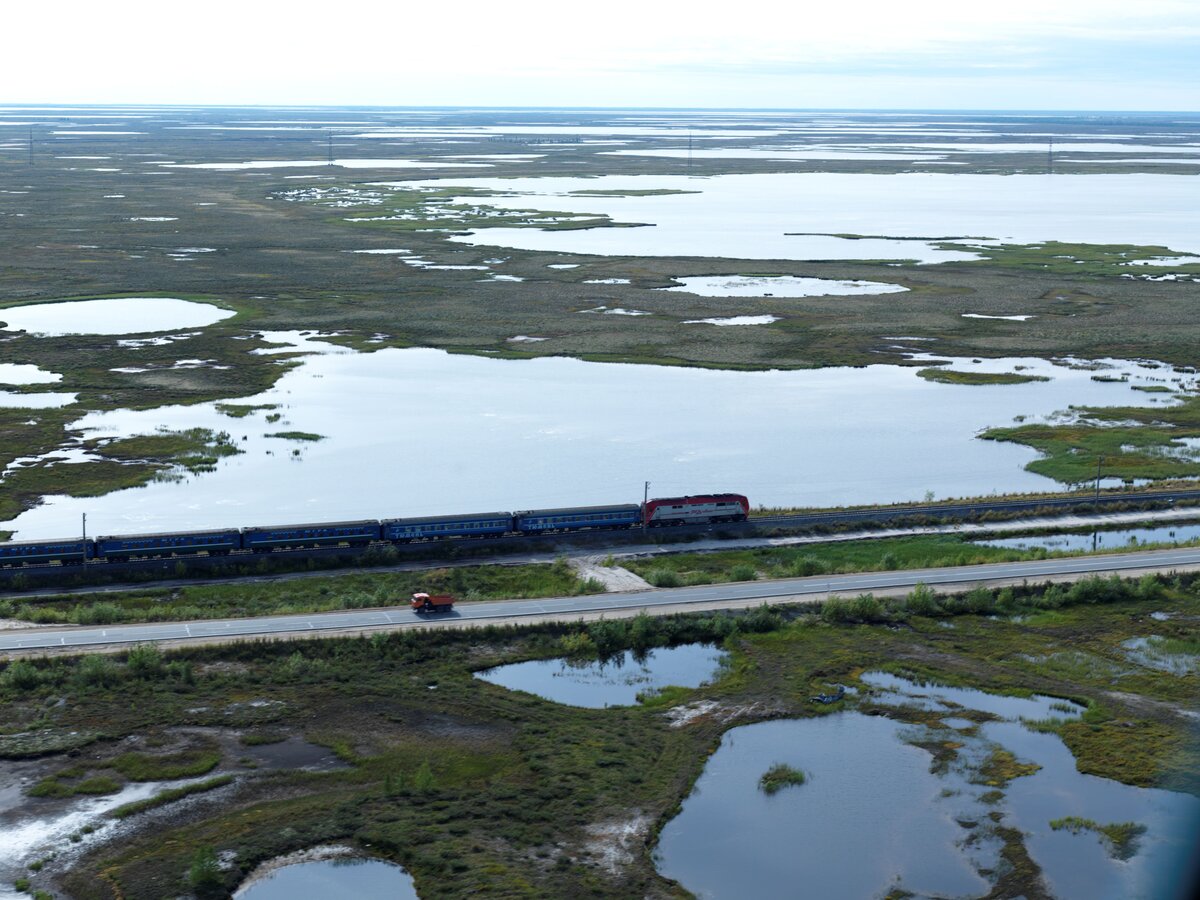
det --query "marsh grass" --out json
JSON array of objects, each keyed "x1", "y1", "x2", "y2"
[
  {"x1": 1049, "y1": 816, "x2": 1147, "y2": 860},
  {"x1": 758, "y1": 763, "x2": 806, "y2": 794},
  {"x1": 918, "y1": 368, "x2": 1050, "y2": 386},
  {"x1": 111, "y1": 775, "x2": 235, "y2": 819},
  {"x1": 983, "y1": 394, "x2": 1200, "y2": 484}
]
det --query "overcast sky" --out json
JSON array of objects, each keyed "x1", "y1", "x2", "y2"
[{"x1": 7, "y1": 0, "x2": 1198, "y2": 110}]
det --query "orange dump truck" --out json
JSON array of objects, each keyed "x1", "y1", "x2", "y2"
[{"x1": 410, "y1": 592, "x2": 455, "y2": 613}]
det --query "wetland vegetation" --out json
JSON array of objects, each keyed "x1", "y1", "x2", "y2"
[
  {"x1": 3, "y1": 109, "x2": 1200, "y2": 520},
  {"x1": 984, "y1": 393, "x2": 1200, "y2": 484},
  {"x1": 0, "y1": 571, "x2": 1195, "y2": 897}
]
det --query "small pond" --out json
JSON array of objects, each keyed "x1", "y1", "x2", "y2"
[
  {"x1": 234, "y1": 857, "x2": 418, "y2": 899},
  {"x1": 0, "y1": 390, "x2": 77, "y2": 409},
  {"x1": 475, "y1": 644, "x2": 727, "y2": 708},
  {"x1": 975, "y1": 521, "x2": 1200, "y2": 553},
  {"x1": 0, "y1": 364, "x2": 61, "y2": 385},
  {"x1": 0, "y1": 298, "x2": 234, "y2": 336},
  {"x1": 656, "y1": 672, "x2": 1199, "y2": 899}
]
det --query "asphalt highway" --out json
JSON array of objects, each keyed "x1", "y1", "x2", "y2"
[{"x1": 3, "y1": 546, "x2": 1199, "y2": 654}]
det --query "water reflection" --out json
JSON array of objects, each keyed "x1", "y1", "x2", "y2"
[
  {"x1": 234, "y1": 858, "x2": 418, "y2": 899},
  {"x1": 657, "y1": 673, "x2": 1198, "y2": 899},
  {"x1": 975, "y1": 521, "x2": 1200, "y2": 554},
  {"x1": 2, "y1": 348, "x2": 1177, "y2": 540},
  {"x1": 1, "y1": 298, "x2": 234, "y2": 336},
  {"x1": 475, "y1": 644, "x2": 727, "y2": 708}
]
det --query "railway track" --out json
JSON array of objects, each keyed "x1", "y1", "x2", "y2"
[{"x1": 3, "y1": 486, "x2": 1199, "y2": 589}]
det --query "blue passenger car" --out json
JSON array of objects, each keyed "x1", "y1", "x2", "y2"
[
  {"x1": 0, "y1": 539, "x2": 91, "y2": 566},
  {"x1": 381, "y1": 512, "x2": 513, "y2": 542},
  {"x1": 95, "y1": 529, "x2": 242, "y2": 561},
  {"x1": 241, "y1": 520, "x2": 381, "y2": 551},
  {"x1": 514, "y1": 504, "x2": 642, "y2": 534}
]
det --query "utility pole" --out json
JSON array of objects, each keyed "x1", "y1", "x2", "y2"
[
  {"x1": 1094, "y1": 455, "x2": 1104, "y2": 510},
  {"x1": 81, "y1": 512, "x2": 88, "y2": 563},
  {"x1": 1047, "y1": 139, "x2": 1053, "y2": 175},
  {"x1": 642, "y1": 481, "x2": 650, "y2": 534}
]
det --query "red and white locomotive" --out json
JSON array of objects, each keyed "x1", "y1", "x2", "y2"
[{"x1": 643, "y1": 493, "x2": 750, "y2": 526}]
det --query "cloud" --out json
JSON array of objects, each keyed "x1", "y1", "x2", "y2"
[{"x1": 2, "y1": 0, "x2": 1197, "y2": 107}]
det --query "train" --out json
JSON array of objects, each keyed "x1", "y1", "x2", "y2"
[{"x1": 0, "y1": 493, "x2": 749, "y2": 567}]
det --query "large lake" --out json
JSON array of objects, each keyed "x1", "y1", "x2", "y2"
[
  {"x1": 398, "y1": 173, "x2": 1200, "y2": 262},
  {"x1": 0, "y1": 342, "x2": 1178, "y2": 540}
]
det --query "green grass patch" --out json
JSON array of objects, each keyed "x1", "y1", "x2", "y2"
[
  {"x1": 1049, "y1": 816, "x2": 1147, "y2": 860},
  {"x1": 918, "y1": 368, "x2": 1050, "y2": 386},
  {"x1": 111, "y1": 750, "x2": 220, "y2": 781},
  {"x1": 625, "y1": 534, "x2": 1033, "y2": 585},
  {"x1": 983, "y1": 393, "x2": 1200, "y2": 484},
  {"x1": 11, "y1": 558, "x2": 603, "y2": 625},
  {"x1": 263, "y1": 431, "x2": 325, "y2": 442},
  {"x1": 975, "y1": 750, "x2": 1041, "y2": 787},
  {"x1": 215, "y1": 403, "x2": 279, "y2": 418},
  {"x1": 758, "y1": 763, "x2": 806, "y2": 794},
  {"x1": 28, "y1": 773, "x2": 122, "y2": 798},
  {"x1": 110, "y1": 775, "x2": 235, "y2": 819}
]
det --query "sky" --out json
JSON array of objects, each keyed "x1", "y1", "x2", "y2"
[{"x1": 6, "y1": 0, "x2": 1199, "y2": 110}]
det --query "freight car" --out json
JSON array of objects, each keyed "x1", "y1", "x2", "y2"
[{"x1": 0, "y1": 491, "x2": 749, "y2": 568}]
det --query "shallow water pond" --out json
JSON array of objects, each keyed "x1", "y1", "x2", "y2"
[
  {"x1": 0, "y1": 298, "x2": 234, "y2": 336},
  {"x1": 1120, "y1": 636, "x2": 1200, "y2": 675},
  {"x1": 0, "y1": 774, "x2": 216, "y2": 890},
  {"x1": 861, "y1": 670, "x2": 1085, "y2": 720},
  {"x1": 234, "y1": 857, "x2": 418, "y2": 899},
  {"x1": 0, "y1": 390, "x2": 77, "y2": 409},
  {"x1": 1, "y1": 347, "x2": 1178, "y2": 539},
  {"x1": 974, "y1": 521, "x2": 1200, "y2": 553},
  {"x1": 475, "y1": 644, "x2": 727, "y2": 708},
  {"x1": 656, "y1": 714, "x2": 991, "y2": 899},
  {"x1": 0, "y1": 363, "x2": 61, "y2": 385},
  {"x1": 656, "y1": 672, "x2": 1198, "y2": 899}
]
